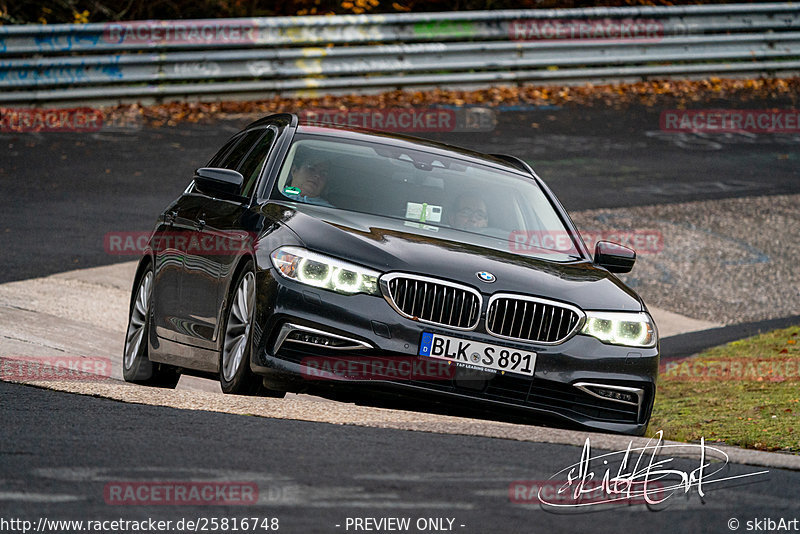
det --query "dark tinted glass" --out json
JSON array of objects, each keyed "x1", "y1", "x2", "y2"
[
  {"x1": 207, "y1": 134, "x2": 242, "y2": 168},
  {"x1": 219, "y1": 129, "x2": 264, "y2": 170},
  {"x1": 239, "y1": 129, "x2": 276, "y2": 197}
]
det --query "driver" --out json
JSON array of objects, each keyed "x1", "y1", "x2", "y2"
[{"x1": 287, "y1": 153, "x2": 333, "y2": 207}]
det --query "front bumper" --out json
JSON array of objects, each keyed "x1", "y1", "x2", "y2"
[{"x1": 250, "y1": 271, "x2": 659, "y2": 435}]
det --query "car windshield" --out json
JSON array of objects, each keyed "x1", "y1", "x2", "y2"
[{"x1": 271, "y1": 134, "x2": 581, "y2": 258}]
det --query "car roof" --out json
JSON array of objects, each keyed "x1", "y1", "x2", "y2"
[{"x1": 245, "y1": 113, "x2": 530, "y2": 177}]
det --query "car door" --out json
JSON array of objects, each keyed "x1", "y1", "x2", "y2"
[
  {"x1": 151, "y1": 192, "x2": 210, "y2": 345},
  {"x1": 151, "y1": 133, "x2": 242, "y2": 348},
  {"x1": 180, "y1": 127, "x2": 278, "y2": 353}
]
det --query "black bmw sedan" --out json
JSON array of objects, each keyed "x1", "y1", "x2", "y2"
[{"x1": 123, "y1": 112, "x2": 659, "y2": 436}]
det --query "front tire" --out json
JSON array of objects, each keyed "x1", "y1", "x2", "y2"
[
  {"x1": 123, "y1": 264, "x2": 180, "y2": 388},
  {"x1": 219, "y1": 264, "x2": 281, "y2": 396}
]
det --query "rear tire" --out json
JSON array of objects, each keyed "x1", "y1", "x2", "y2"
[{"x1": 123, "y1": 264, "x2": 180, "y2": 388}]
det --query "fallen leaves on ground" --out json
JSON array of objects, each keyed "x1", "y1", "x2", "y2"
[{"x1": 102, "y1": 77, "x2": 800, "y2": 128}]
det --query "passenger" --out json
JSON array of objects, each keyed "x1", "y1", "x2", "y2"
[{"x1": 449, "y1": 192, "x2": 489, "y2": 230}]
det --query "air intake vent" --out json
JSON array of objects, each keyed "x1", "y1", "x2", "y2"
[
  {"x1": 486, "y1": 295, "x2": 582, "y2": 344},
  {"x1": 381, "y1": 274, "x2": 481, "y2": 330}
]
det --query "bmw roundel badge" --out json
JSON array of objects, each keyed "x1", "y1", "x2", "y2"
[{"x1": 476, "y1": 271, "x2": 496, "y2": 283}]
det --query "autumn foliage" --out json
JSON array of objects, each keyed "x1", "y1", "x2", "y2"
[{"x1": 1, "y1": 0, "x2": 757, "y2": 25}]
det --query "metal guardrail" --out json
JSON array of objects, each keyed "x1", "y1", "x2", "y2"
[{"x1": 0, "y1": 3, "x2": 799, "y2": 104}]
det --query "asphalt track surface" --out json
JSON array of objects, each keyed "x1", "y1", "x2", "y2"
[
  {"x1": 2, "y1": 380, "x2": 799, "y2": 534},
  {"x1": 1, "y1": 102, "x2": 799, "y2": 532}
]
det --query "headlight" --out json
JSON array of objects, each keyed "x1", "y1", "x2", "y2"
[
  {"x1": 270, "y1": 246, "x2": 381, "y2": 296},
  {"x1": 580, "y1": 311, "x2": 657, "y2": 348}
]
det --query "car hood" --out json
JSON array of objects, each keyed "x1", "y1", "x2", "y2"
[{"x1": 266, "y1": 202, "x2": 644, "y2": 312}]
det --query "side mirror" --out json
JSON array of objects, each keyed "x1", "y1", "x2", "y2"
[
  {"x1": 194, "y1": 167, "x2": 244, "y2": 198},
  {"x1": 594, "y1": 241, "x2": 636, "y2": 273}
]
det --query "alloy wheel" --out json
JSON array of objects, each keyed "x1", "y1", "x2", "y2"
[
  {"x1": 124, "y1": 270, "x2": 152, "y2": 370},
  {"x1": 222, "y1": 271, "x2": 255, "y2": 382}
]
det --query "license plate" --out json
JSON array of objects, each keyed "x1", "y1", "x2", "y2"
[{"x1": 418, "y1": 332, "x2": 536, "y2": 377}]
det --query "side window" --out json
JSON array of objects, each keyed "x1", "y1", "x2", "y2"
[
  {"x1": 238, "y1": 129, "x2": 276, "y2": 198},
  {"x1": 207, "y1": 134, "x2": 242, "y2": 168},
  {"x1": 219, "y1": 129, "x2": 264, "y2": 170}
]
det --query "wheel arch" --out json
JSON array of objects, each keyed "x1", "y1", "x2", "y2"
[{"x1": 128, "y1": 253, "x2": 155, "y2": 311}]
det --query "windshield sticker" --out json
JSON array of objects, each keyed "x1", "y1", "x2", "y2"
[
  {"x1": 284, "y1": 186, "x2": 301, "y2": 196},
  {"x1": 405, "y1": 202, "x2": 442, "y2": 223}
]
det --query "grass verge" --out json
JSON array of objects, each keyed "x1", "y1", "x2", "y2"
[{"x1": 649, "y1": 325, "x2": 800, "y2": 453}]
